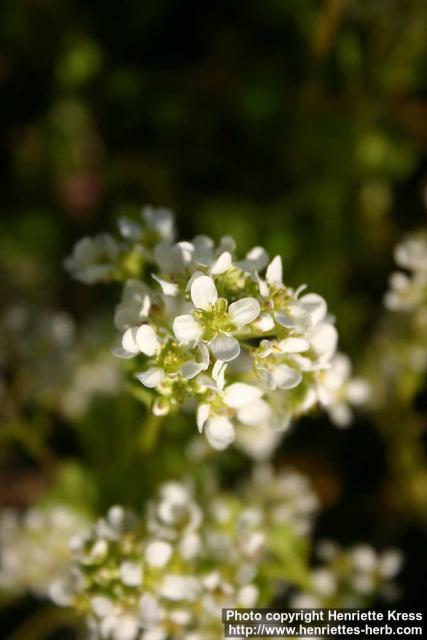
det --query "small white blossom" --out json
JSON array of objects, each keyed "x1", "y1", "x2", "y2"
[
  {"x1": 316, "y1": 353, "x2": 370, "y2": 427},
  {"x1": 0, "y1": 506, "x2": 87, "y2": 598},
  {"x1": 118, "y1": 206, "x2": 175, "y2": 244},
  {"x1": 384, "y1": 232, "x2": 427, "y2": 312},
  {"x1": 65, "y1": 234, "x2": 121, "y2": 284},
  {"x1": 173, "y1": 275, "x2": 260, "y2": 362}
]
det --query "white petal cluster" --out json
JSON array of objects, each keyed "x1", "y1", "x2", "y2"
[
  {"x1": 51, "y1": 488, "x2": 262, "y2": 639},
  {"x1": 291, "y1": 541, "x2": 402, "y2": 608},
  {"x1": 314, "y1": 353, "x2": 370, "y2": 428},
  {"x1": 51, "y1": 470, "x2": 318, "y2": 639},
  {"x1": 384, "y1": 232, "x2": 427, "y2": 314},
  {"x1": 0, "y1": 505, "x2": 87, "y2": 598},
  {"x1": 66, "y1": 207, "x2": 368, "y2": 452},
  {"x1": 242, "y1": 465, "x2": 320, "y2": 536}
]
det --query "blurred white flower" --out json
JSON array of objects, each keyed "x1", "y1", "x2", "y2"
[
  {"x1": 316, "y1": 353, "x2": 370, "y2": 427},
  {"x1": 0, "y1": 505, "x2": 87, "y2": 598},
  {"x1": 65, "y1": 234, "x2": 121, "y2": 284}
]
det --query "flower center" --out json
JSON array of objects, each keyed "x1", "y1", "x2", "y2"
[{"x1": 194, "y1": 298, "x2": 234, "y2": 338}]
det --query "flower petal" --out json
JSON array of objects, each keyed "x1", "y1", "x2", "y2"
[
  {"x1": 191, "y1": 275, "x2": 218, "y2": 310},
  {"x1": 258, "y1": 339, "x2": 273, "y2": 358},
  {"x1": 209, "y1": 333, "x2": 240, "y2": 362},
  {"x1": 299, "y1": 293, "x2": 327, "y2": 325},
  {"x1": 135, "y1": 325, "x2": 161, "y2": 356},
  {"x1": 211, "y1": 251, "x2": 232, "y2": 275},
  {"x1": 347, "y1": 379, "x2": 370, "y2": 405},
  {"x1": 197, "y1": 403, "x2": 210, "y2": 432},
  {"x1": 278, "y1": 337, "x2": 310, "y2": 353},
  {"x1": 145, "y1": 541, "x2": 173, "y2": 568},
  {"x1": 180, "y1": 361, "x2": 204, "y2": 379},
  {"x1": 266, "y1": 255, "x2": 283, "y2": 285},
  {"x1": 119, "y1": 561, "x2": 143, "y2": 587},
  {"x1": 152, "y1": 274, "x2": 179, "y2": 296},
  {"x1": 253, "y1": 271, "x2": 269, "y2": 298},
  {"x1": 228, "y1": 297, "x2": 260, "y2": 326},
  {"x1": 196, "y1": 342, "x2": 210, "y2": 370},
  {"x1": 192, "y1": 234, "x2": 214, "y2": 265},
  {"x1": 310, "y1": 324, "x2": 338, "y2": 360},
  {"x1": 117, "y1": 216, "x2": 141, "y2": 241},
  {"x1": 112, "y1": 346, "x2": 136, "y2": 359},
  {"x1": 223, "y1": 383, "x2": 263, "y2": 409},
  {"x1": 244, "y1": 246, "x2": 269, "y2": 271},
  {"x1": 237, "y1": 399, "x2": 272, "y2": 426},
  {"x1": 205, "y1": 416, "x2": 235, "y2": 450},
  {"x1": 142, "y1": 206, "x2": 175, "y2": 241},
  {"x1": 212, "y1": 360, "x2": 227, "y2": 389},
  {"x1": 173, "y1": 315, "x2": 203, "y2": 342},
  {"x1": 122, "y1": 327, "x2": 140, "y2": 354},
  {"x1": 253, "y1": 312, "x2": 275, "y2": 332},
  {"x1": 185, "y1": 270, "x2": 206, "y2": 292},
  {"x1": 273, "y1": 364, "x2": 302, "y2": 389},
  {"x1": 275, "y1": 312, "x2": 298, "y2": 329},
  {"x1": 135, "y1": 367, "x2": 165, "y2": 388}
]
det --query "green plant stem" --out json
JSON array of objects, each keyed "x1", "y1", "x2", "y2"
[{"x1": 140, "y1": 413, "x2": 164, "y2": 454}]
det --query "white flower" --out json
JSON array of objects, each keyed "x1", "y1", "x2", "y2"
[
  {"x1": 145, "y1": 541, "x2": 173, "y2": 568},
  {"x1": 159, "y1": 575, "x2": 200, "y2": 601},
  {"x1": 378, "y1": 550, "x2": 403, "y2": 579},
  {"x1": 114, "y1": 280, "x2": 152, "y2": 331},
  {"x1": 143, "y1": 207, "x2": 175, "y2": 242},
  {"x1": 384, "y1": 232, "x2": 427, "y2": 312},
  {"x1": 147, "y1": 482, "x2": 202, "y2": 540},
  {"x1": 118, "y1": 207, "x2": 175, "y2": 244},
  {"x1": 235, "y1": 422, "x2": 282, "y2": 461},
  {"x1": 197, "y1": 382, "x2": 268, "y2": 450},
  {"x1": 119, "y1": 323, "x2": 209, "y2": 390},
  {"x1": 236, "y1": 246, "x2": 270, "y2": 273},
  {"x1": 100, "y1": 612, "x2": 140, "y2": 640},
  {"x1": 311, "y1": 568, "x2": 337, "y2": 596},
  {"x1": 394, "y1": 234, "x2": 427, "y2": 272},
  {"x1": 204, "y1": 415, "x2": 236, "y2": 450},
  {"x1": 173, "y1": 275, "x2": 260, "y2": 362},
  {"x1": 120, "y1": 561, "x2": 143, "y2": 587},
  {"x1": 0, "y1": 506, "x2": 87, "y2": 598},
  {"x1": 122, "y1": 325, "x2": 162, "y2": 357},
  {"x1": 191, "y1": 235, "x2": 234, "y2": 274},
  {"x1": 154, "y1": 241, "x2": 194, "y2": 275},
  {"x1": 139, "y1": 593, "x2": 164, "y2": 627},
  {"x1": 254, "y1": 338, "x2": 308, "y2": 390},
  {"x1": 64, "y1": 234, "x2": 120, "y2": 284},
  {"x1": 237, "y1": 584, "x2": 259, "y2": 607},
  {"x1": 316, "y1": 353, "x2": 370, "y2": 427},
  {"x1": 257, "y1": 256, "x2": 330, "y2": 331}
]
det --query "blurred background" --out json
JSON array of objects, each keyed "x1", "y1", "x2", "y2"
[{"x1": 1, "y1": 0, "x2": 427, "y2": 636}]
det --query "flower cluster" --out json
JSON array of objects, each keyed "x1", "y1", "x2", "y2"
[
  {"x1": 240, "y1": 465, "x2": 319, "y2": 536},
  {"x1": 50, "y1": 468, "x2": 318, "y2": 640},
  {"x1": 291, "y1": 541, "x2": 402, "y2": 608},
  {"x1": 0, "y1": 472, "x2": 401, "y2": 638},
  {"x1": 65, "y1": 207, "x2": 368, "y2": 452},
  {"x1": 384, "y1": 231, "x2": 427, "y2": 317},
  {"x1": 0, "y1": 505, "x2": 88, "y2": 598}
]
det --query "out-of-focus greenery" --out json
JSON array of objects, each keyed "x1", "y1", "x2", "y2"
[{"x1": 1, "y1": 0, "x2": 427, "y2": 636}]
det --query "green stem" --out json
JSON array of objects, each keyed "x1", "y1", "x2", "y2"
[{"x1": 140, "y1": 413, "x2": 164, "y2": 454}]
